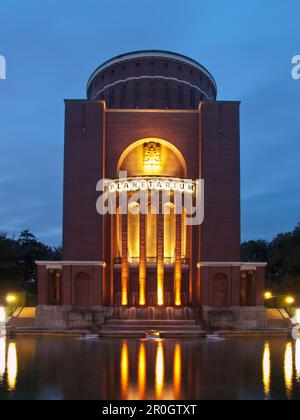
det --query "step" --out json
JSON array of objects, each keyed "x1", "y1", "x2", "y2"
[
  {"x1": 102, "y1": 325, "x2": 201, "y2": 331},
  {"x1": 99, "y1": 330, "x2": 206, "y2": 339},
  {"x1": 7, "y1": 318, "x2": 36, "y2": 328},
  {"x1": 106, "y1": 320, "x2": 197, "y2": 326}
]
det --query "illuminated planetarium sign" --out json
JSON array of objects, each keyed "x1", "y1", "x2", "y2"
[{"x1": 106, "y1": 177, "x2": 195, "y2": 194}]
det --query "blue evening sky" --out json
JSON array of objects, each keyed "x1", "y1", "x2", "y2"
[{"x1": 0, "y1": 0, "x2": 299, "y2": 246}]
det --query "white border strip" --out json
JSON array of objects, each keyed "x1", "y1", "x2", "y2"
[
  {"x1": 90, "y1": 75, "x2": 212, "y2": 101},
  {"x1": 198, "y1": 262, "x2": 267, "y2": 271},
  {"x1": 36, "y1": 261, "x2": 107, "y2": 269}
]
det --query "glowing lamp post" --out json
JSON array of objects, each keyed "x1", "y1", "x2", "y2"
[
  {"x1": 286, "y1": 296, "x2": 295, "y2": 305},
  {"x1": 6, "y1": 294, "x2": 17, "y2": 317},
  {"x1": 264, "y1": 292, "x2": 273, "y2": 300}
]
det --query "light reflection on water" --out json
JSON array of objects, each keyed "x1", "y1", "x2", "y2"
[
  {"x1": 155, "y1": 341, "x2": 164, "y2": 399},
  {"x1": 295, "y1": 339, "x2": 300, "y2": 383},
  {"x1": 7, "y1": 343, "x2": 17, "y2": 391},
  {"x1": 284, "y1": 342, "x2": 293, "y2": 399},
  {"x1": 0, "y1": 337, "x2": 18, "y2": 392},
  {"x1": 138, "y1": 342, "x2": 146, "y2": 399},
  {"x1": 262, "y1": 343, "x2": 271, "y2": 399},
  {"x1": 0, "y1": 336, "x2": 300, "y2": 400}
]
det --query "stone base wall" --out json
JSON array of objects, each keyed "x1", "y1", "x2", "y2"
[
  {"x1": 36, "y1": 305, "x2": 112, "y2": 330},
  {"x1": 202, "y1": 306, "x2": 267, "y2": 330}
]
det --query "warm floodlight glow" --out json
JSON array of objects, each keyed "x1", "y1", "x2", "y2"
[
  {"x1": 7, "y1": 342, "x2": 18, "y2": 391},
  {"x1": 296, "y1": 339, "x2": 300, "y2": 383},
  {"x1": 0, "y1": 307, "x2": 6, "y2": 323},
  {"x1": 139, "y1": 266, "x2": 146, "y2": 306},
  {"x1": 175, "y1": 267, "x2": 182, "y2": 306},
  {"x1": 157, "y1": 261, "x2": 164, "y2": 306},
  {"x1": 262, "y1": 343, "x2": 271, "y2": 399},
  {"x1": 143, "y1": 141, "x2": 161, "y2": 170},
  {"x1": 284, "y1": 342, "x2": 293, "y2": 398},
  {"x1": 120, "y1": 342, "x2": 129, "y2": 399},
  {"x1": 264, "y1": 292, "x2": 273, "y2": 300},
  {"x1": 286, "y1": 296, "x2": 295, "y2": 305},
  {"x1": 155, "y1": 342, "x2": 164, "y2": 399},
  {"x1": 6, "y1": 295, "x2": 16, "y2": 304},
  {"x1": 138, "y1": 342, "x2": 146, "y2": 399},
  {"x1": 173, "y1": 344, "x2": 182, "y2": 399},
  {"x1": 0, "y1": 337, "x2": 5, "y2": 379}
]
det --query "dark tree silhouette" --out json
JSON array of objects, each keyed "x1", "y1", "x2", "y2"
[{"x1": 0, "y1": 230, "x2": 62, "y2": 301}]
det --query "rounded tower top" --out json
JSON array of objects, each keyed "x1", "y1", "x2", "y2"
[{"x1": 87, "y1": 50, "x2": 217, "y2": 109}]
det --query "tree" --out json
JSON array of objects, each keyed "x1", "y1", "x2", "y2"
[{"x1": 0, "y1": 230, "x2": 61, "y2": 298}]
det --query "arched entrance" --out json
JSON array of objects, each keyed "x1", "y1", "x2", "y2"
[{"x1": 113, "y1": 138, "x2": 190, "y2": 307}]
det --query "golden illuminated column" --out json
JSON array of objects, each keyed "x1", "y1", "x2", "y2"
[
  {"x1": 139, "y1": 213, "x2": 146, "y2": 306},
  {"x1": 174, "y1": 214, "x2": 182, "y2": 306},
  {"x1": 157, "y1": 197, "x2": 164, "y2": 306},
  {"x1": 121, "y1": 212, "x2": 129, "y2": 306}
]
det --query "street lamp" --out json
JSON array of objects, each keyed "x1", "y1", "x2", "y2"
[
  {"x1": 6, "y1": 295, "x2": 16, "y2": 304},
  {"x1": 264, "y1": 292, "x2": 273, "y2": 300},
  {"x1": 286, "y1": 296, "x2": 295, "y2": 305},
  {"x1": 6, "y1": 294, "x2": 17, "y2": 317}
]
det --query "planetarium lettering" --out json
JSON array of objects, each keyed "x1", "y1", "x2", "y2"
[
  {"x1": 107, "y1": 178, "x2": 195, "y2": 194},
  {"x1": 96, "y1": 172, "x2": 205, "y2": 226}
]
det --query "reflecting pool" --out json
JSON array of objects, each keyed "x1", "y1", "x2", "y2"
[{"x1": 0, "y1": 336, "x2": 300, "y2": 400}]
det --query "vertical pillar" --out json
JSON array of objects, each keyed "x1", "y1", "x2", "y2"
[
  {"x1": 240, "y1": 271, "x2": 247, "y2": 306},
  {"x1": 174, "y1": 214, "x2": 182, "y2": 306},
  {"x1": 248, "y1": 271, "x2": 255, "y2": 306},
  {"x1": 55, "y1": 271, "x2": 62, "y2": 305},
  {"x1": 139, "y1": 213, "x2": 146, "y2": 306},
  {"x1": 157, "y1": 197, "x2": 164, "y2": 306},
  {"x1": 121, "y1": 213, "x2": 129, "y2": 306}
]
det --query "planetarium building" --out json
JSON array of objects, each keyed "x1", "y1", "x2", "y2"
[{"x1": 37, "y1": 51, "x2": 267, "y2": 331}]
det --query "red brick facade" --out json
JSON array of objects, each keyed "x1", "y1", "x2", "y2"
[{"x1": 37, "y1": 51, "x2": 266, "y2": 328}]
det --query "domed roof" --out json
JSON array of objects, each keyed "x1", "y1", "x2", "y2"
[{"x1": 87, "y1": 50, "x2": 217, "y2": 92}]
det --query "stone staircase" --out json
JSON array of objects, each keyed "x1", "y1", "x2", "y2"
[
  {"x1": 100, "y1": 307, "x2": 205, "y2": 338},
  {"x1": 7, "y1": 307, "x2": 36, "y2": 329},
  {"x1": 266, "y1": 308, "x2": 292, "y2": 329}
]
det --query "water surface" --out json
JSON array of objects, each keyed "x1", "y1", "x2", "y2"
[{"x1": 0, "y1": 336, "x2": 299, "y2": 400}]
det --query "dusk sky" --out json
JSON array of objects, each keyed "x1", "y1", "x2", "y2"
[{"x1": 0, "y1": 0, "x2": 299, "y2": 246}]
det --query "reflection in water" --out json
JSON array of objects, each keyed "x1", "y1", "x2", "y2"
[
  {"x1": 295, "y1": 340, "x2": 300, "y2": 383},
  {"x1": 7, "y1": 342, "x2": 18, "y2": 391},
  {"x1": 138, "y1": 342, "x2": 146, "y2": 399},
  {"x1": 120, "y1": 341, "x2": 129, "y2": 399},
  {"x1": 284, "y1": 342, "x2": 293, "y2": 399},
  {"x1": 2, "y1": 337, "x2": 300, "y2": 400},
  {"x1": 262, "y1": 342, "x2": 271, "y2": 399},
  {"x1": 173, "y1": 343, "x2": 181, "y2": 399},
  {"x1": 155, "y1": 341, "x2": 164, "y2": 399},
  {"x1": 0, "y1": 337, "x2": 5, "y2": 379}
]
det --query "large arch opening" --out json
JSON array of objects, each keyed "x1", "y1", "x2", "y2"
[
  {"x1": 116, "y1": 138, "x2": 187, "y2": 263},
  {"x1": 117, "y1": 137, "x2": 187, "y2": 178},
  {"x1": 114, "y1": 138, "x2": 189, "y2": 307}
]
